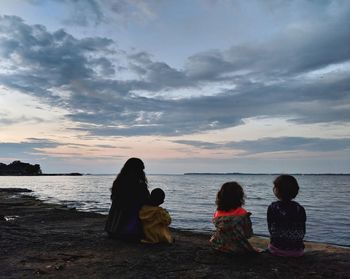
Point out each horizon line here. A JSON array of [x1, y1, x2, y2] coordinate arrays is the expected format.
[[82, 172, 350, 176]]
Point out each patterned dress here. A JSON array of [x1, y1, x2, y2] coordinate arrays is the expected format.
[[267, 200, 306, 256], [210, 207, 256, 253]]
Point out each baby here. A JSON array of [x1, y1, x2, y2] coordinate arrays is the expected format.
[[139, 188, 173, 244]]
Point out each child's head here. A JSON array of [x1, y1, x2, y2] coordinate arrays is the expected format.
[[150, 188, 165, 206], [216, 182, 244, 211], [273, 174, 299, 201]]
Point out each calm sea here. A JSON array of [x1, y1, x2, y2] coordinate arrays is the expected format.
[[0, 174, 349, 247]]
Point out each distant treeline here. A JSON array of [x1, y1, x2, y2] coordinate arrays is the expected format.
[[184, 172, 350, 176], [0, 161, 82, 176], [0, 161, 42, 176]]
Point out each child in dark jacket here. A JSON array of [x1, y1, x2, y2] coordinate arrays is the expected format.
[[267, 174, 306, 257]]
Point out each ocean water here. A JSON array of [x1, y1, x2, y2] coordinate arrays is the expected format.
[[0, 174, 349, 247]]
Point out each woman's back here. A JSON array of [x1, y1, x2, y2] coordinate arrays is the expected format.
[[105, 158, 150, 241], [112, 179, 149, 209]]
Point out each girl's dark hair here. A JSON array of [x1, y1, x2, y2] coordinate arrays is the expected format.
[[273, 174, 299, 201], [111, 158, 147, 199], [216, 182, 245, 211]]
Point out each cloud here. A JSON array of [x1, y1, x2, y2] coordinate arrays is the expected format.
[[128, 52, 193, 91], [0, 113, 46, 125], [0, 139, 59, 158], [0, 138, 126, 163], [184, 13, 350, 82], [0, 138, 125, 173], [1, 7, 350, 137], [172, 140, 221, 150], [0, 15, 115, 102], [173, 137, 350, 155], [27, 0, 156, 26]]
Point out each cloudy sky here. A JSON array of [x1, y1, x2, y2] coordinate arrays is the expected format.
[[0, 0, 349, 174]]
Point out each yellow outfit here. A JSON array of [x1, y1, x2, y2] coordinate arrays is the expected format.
[[139, 205, 173, 244]]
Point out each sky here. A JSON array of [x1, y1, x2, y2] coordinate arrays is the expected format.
[[0, 0, 350, 174]]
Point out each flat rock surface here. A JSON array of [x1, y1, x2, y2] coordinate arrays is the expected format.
[[0, 189, 349, 278]]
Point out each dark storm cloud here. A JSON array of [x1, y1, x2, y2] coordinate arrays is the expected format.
[[1, 2, 350, 137], [174, 137, 350, 155]]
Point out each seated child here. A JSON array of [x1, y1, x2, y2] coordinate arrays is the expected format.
[[139, 188, 173, 244], [210, 182, 256, 254], [267, 174, 306, 257]]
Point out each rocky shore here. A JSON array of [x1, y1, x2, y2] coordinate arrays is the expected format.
[[0, 188, 349, 279]]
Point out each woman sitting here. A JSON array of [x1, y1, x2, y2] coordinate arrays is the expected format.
[[105, 158, 150, 242]]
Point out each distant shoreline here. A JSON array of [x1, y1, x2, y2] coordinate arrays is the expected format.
[[1, 173, 349, 177], [0, 173, 83, 176], [183, 172, 350, 176], [39, 173, 83, 176], [0, 161, 83, 176]]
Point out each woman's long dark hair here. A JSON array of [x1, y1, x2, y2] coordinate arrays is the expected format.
[[111, 158, 148, 200]]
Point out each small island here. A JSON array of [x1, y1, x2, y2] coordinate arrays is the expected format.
[[0, 161, 82, 176]]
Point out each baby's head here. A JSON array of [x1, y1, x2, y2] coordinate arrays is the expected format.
[[273, 174, 299, 201], [216, 181, 244, 211], [150, 188, 165, 206]]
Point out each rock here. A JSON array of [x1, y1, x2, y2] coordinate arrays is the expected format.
[[0, 188, 349, 278], [0, 188, 33, 193], [0, 161, 42, 175]]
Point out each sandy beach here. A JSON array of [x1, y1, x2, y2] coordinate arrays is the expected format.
[[0, 188, 349, 279]]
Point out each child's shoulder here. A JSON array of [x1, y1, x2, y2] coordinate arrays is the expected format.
[[157, 206, 167, 211], [140, 204, 155, 211], [214, 207, 249, 218], [140, 205, 168, 216], [152, 206, 169, 214], [287, 200, 305, 210], [268, 201, 282, 208], [269, 200, 305, 211], [293, 201, 306, 212]]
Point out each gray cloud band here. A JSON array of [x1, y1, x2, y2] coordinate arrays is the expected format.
[[173, 137, 350, 154], [0, 13, 349, 137]]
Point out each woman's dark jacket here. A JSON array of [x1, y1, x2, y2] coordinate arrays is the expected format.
[[105, 181, 150, 240]]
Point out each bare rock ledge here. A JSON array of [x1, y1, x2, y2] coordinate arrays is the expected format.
[[0, 188, 349, 278]]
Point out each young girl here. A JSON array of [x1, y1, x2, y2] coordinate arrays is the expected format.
[[210, 182, 256, 254], [267, 174, 306, 257]]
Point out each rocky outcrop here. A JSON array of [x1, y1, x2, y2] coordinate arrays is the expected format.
[[0, 161, 82, 176], [0, 161, 42, 176]]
